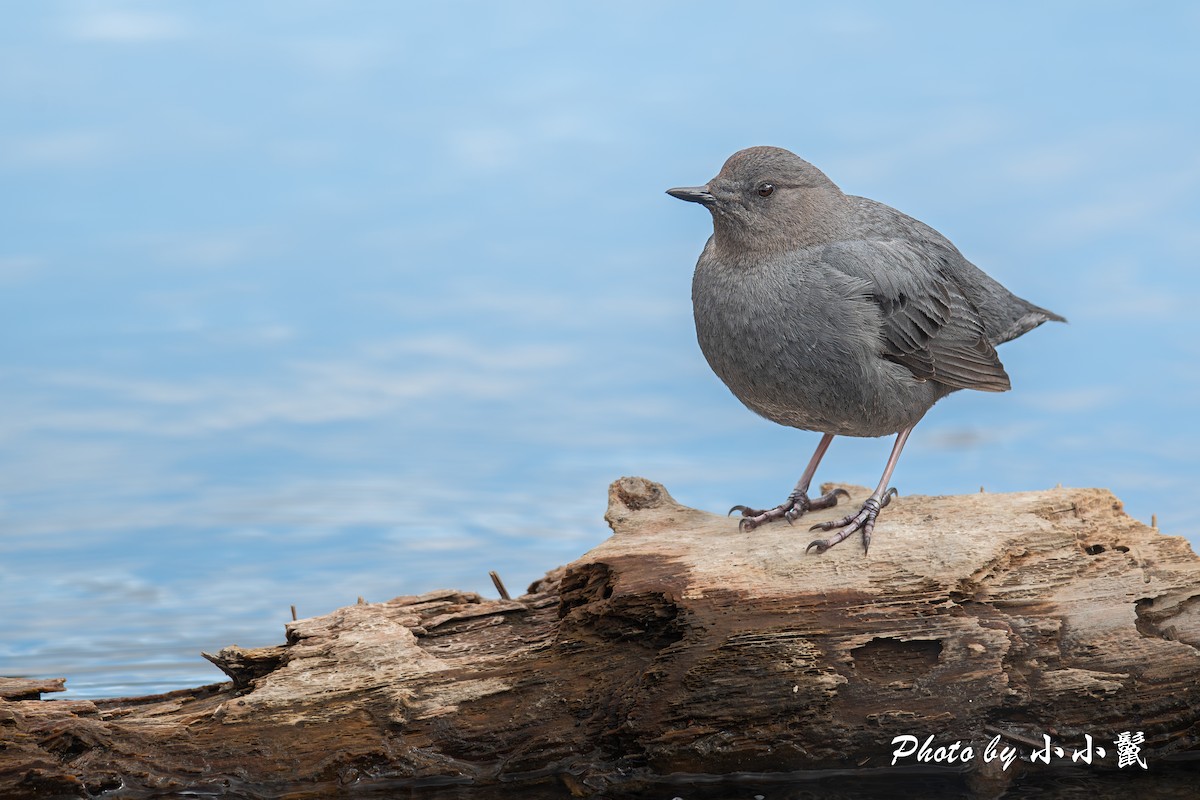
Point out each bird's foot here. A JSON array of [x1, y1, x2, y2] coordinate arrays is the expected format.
[[729, 487, 850, 533], [806, 488, 899, 555]]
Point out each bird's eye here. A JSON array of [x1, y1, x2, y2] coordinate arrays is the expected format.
[[757, 182, 775, 197]]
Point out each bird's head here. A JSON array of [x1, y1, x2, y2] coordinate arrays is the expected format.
[[667, 146, 847, 256]]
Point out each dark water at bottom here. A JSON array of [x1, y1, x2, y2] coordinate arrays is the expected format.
[[75, 762, 1196, 800]]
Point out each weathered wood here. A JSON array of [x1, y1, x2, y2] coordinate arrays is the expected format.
[[0, 677, 65, 702], [201, 645, 289, 689], [1, 478, 1198, 797]]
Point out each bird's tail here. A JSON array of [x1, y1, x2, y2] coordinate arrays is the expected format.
[[998, 299, 1066, 345]]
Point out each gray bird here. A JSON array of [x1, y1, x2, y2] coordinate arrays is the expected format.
[[668, 146, 1064, 554]]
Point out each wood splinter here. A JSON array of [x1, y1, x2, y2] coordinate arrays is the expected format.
[[489, 570, 511, 600]]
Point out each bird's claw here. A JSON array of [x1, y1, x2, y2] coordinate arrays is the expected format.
[[729, 488, 848, 533], [806, 488, 898, 555], [828, 487, 853, 504], [805, 539, 833, 555]]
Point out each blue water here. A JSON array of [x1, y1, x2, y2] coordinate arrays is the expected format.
[[2, 2, 1198, 699]]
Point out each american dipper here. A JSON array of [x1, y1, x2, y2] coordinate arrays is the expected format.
[[668, 146, 1064, 554]]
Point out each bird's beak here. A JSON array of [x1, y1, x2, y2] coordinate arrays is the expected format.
[[666, 185, 716, 206]]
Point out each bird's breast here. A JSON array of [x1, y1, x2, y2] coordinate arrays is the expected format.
[[690, 251, 937, 437]]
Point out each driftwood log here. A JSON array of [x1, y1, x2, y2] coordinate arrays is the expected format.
[[2, 478, 1199, 798]]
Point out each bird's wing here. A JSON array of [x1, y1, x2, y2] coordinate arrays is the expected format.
[[819, 238, 1011, 392]]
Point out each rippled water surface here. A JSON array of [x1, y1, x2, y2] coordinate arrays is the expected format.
[[2, 2, 1198, 699]]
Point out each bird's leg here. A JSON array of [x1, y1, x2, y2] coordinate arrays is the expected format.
[[807, 424, 914, 555], [730, 433, 848, 532]]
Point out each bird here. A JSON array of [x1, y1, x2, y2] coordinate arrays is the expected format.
[[667, 146, 1064, 554]]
